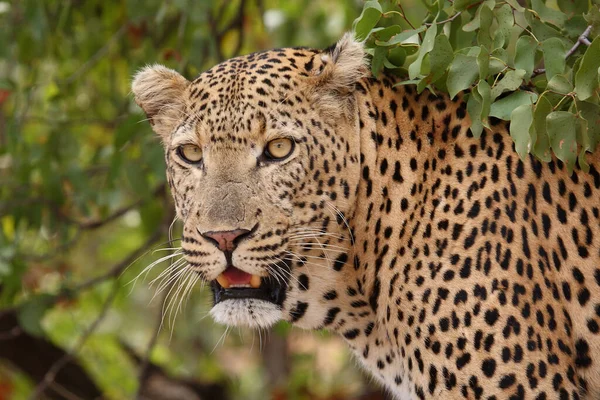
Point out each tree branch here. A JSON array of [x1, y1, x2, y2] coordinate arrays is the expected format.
[[29, 280, 120, 399], [0, 310, 102, 400], [78, 185, 165, 230], [10, 185, 166, 262], [566, 25, 593, 59], [424, 12, 462, 26], [72, 228, 164, 293]]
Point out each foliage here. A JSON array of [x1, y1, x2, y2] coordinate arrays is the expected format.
[[355, 0, 600, 173]]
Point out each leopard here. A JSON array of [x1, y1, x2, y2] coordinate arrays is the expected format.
[[131, 33, 600, 399]]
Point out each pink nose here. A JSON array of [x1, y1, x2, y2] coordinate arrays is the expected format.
[[201, 229, 251, 252]]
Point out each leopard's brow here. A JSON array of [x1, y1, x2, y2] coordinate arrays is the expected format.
[[170, 125, 199, 147]]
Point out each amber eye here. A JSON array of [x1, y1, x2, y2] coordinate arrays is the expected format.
[[265, 138, 294, 160], [177, 144, 202, 164]]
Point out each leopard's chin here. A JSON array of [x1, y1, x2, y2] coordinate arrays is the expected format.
[[208, 265, 289, 328], [209, 299, 283, 328]]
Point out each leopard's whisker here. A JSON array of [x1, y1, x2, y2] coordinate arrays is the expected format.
[[149, 257, 188, 289], [147, 256, 186, 285], [167, 268, 196, 334], [151, 262, 189, 301], [325, 201, 355, 245], [267, 256, 304, 288], [177, 267, 199, 316], [211, 326, 231, 355], [282, 250, 331, 262], [128, 250, 184, 287], [287, 241, 347, 251], [287, 232, 348, 241], [159, 266, 190, 334]]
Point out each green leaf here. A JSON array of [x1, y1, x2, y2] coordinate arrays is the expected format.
[[454, 0, 481, 12], [447, 54, 479, 98], [409, 23, 437, 79], [450, 12, 476, 50], [375, 27, 425, 47], [371, 25, 402, 42], [385, 47, 408, 68], [532, 94, 553, 161], [563, 16, 589, 37], [462, 3, 486, 32], [575, 36, 600, 101], [547, 74, 573, 95], [477, 5, 493, 49], [510, 104, 534, 160], [476, 49, 489, 80], [490, 91, 538, 120], [541, 38, 567, 80], [584, 6, 600, 37], [428, 34, 454, 84], [578, 101, 600, 150], [491, 69, 526, 100], [489, 48, 508, 75], [531, 0, 567, 28], [525, 10, 562, 41], [467, 79, 492, 138], [17, 294, 54, 337], [576, 117, 590, 173], [467, 92, 484, 138], [371, 46, 387, 77], [547, 111, 578, 173], [417, 74, 430, 93], [504, 0, 525, 12], [478, 79, 491, 124], [493, 4, 514, 49], [514, 36, 538, 80], [557, 0, 589, 14], [353, 1, 383, 41]]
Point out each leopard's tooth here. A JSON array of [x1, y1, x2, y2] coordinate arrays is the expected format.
[[250, 275, 262, 289], [216, 274, 230, 289]]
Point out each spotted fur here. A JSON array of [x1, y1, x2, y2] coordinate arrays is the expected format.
[[132, 34, 600, 399]]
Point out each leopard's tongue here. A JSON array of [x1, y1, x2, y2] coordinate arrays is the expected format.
[[216, 266, 261, 289]]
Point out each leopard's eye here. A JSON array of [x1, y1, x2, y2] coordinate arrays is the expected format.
[[177, 144, 202, 164], [265, 138, 294, 160]]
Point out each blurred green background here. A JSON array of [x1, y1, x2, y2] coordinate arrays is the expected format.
[[0, 0, 423, 399]]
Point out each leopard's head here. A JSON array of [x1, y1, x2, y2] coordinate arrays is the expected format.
[[132, 34, 367, 329]]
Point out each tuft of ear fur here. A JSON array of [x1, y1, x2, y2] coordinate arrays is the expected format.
[[309, 32, 369, 119], [131, 65, 190, 139]]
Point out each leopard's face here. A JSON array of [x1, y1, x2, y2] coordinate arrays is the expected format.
[[132, 35, 366, 329]]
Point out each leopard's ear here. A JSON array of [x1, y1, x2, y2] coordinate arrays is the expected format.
[[309, 33, 369, 119], [131, 65, 190, 139]]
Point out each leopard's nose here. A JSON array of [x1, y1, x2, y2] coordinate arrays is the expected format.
[[201, 228, 252, 252]]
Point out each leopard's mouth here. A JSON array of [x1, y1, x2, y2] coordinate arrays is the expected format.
[[210, 266, 287, 306]]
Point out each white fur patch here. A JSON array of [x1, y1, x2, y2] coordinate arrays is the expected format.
[[209, 299, 282, 328]]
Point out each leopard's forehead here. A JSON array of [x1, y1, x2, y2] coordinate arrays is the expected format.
[[183, 48, 328, 136], [193, 47, 320, 85], [189, 47, 321, 104]]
